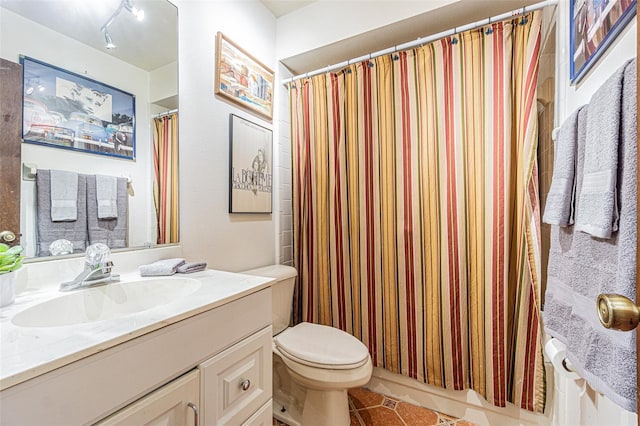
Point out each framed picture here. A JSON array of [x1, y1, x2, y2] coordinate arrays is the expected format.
[[215, 32, 274, 121], [570, 0, 637, 84], [229, 114, 273, 214], [20, 56, 136, 160]]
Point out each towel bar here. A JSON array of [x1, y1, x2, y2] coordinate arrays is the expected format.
[[22, 164, 132, 189]]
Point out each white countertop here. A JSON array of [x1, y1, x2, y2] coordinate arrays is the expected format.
[[0, 269, 273, 391]]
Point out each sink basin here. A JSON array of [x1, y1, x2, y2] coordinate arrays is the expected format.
[[12, 278, 202, 327]]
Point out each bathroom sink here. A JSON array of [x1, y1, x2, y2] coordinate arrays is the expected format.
[[11, 278, 202, 327]]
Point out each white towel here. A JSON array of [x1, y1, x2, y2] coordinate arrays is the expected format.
[[96, 174, 118, 219], [50, 169, 78, 222], [542, 106, 584, 226], [139, 258, 186, 276], [574, 59, 631, 238]]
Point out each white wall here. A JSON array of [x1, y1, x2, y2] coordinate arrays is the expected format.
[[551, 0, 637, 424], [175, 0, 278, 271], [0, 8, 157, 257], [275, 0, 458, 60]]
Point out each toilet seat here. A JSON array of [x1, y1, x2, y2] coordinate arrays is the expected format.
[[274, 322, 370, 370]]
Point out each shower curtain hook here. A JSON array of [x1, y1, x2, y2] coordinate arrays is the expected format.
[[485, 17, 493, 34], [520, 6, 528, 25], [451, 27, 458, 44]]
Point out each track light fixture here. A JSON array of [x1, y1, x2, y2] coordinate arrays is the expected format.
[[100, 0, 145, 50], [104, 30, 116, 50]]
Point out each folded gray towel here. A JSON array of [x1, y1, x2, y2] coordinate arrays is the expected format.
[[139, 258, 186, 276], [50, 169, 79, 222], [96, 174, 118, 219], [177, 262, 207, 274], [574, 59, 631, 238], [542, 106, 584, 226], [87, 175, 128, 248], [36, 170, 88, 256]]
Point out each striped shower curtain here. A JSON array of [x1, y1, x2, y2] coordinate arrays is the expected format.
[[290, 12, 545, 412], [152, 112, 179, 244]]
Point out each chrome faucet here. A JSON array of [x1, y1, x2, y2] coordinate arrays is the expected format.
[[60, 244, 120, 292]]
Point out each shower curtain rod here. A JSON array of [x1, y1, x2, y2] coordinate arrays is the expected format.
[[153, 108, 178, 118], [281, 0, 557, 84]]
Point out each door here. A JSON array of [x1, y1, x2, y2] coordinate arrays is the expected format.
[[0, 58, 22, 246]]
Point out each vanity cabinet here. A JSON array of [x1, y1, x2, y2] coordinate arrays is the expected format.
[[96, 370, 200, 426], [0, 288, 273, 425]]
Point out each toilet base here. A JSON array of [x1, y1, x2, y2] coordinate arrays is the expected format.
[[302, 388, 350, 426]]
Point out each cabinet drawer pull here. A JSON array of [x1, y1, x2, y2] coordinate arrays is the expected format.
[[240, 379, 251, 391], [187, 402, 199, 426]]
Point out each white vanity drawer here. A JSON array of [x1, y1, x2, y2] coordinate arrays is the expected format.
[[242, 400, 273, 426], [199, 325, 272, 425]]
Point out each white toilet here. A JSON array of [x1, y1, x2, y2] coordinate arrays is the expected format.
[[243, 265, 372, 426]]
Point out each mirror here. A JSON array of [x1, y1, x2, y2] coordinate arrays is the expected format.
[[0, 0, 178, 258]]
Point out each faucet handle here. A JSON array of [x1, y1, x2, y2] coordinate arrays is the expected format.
[[85, 243, 112, 266]]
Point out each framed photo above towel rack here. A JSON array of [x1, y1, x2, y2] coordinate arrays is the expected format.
[[20, 56, 136, 160], [570, 0, 637, 84], [229, 114, 272, 214], [215, 32, 274, 121]]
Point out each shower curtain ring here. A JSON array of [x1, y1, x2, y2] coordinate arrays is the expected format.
[[485, 17, 493, 34], [520, 7, 528, 25]]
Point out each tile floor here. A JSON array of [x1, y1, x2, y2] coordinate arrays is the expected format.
[[273, 387, 477, 426]]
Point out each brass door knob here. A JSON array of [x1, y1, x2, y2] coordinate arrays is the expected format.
[[0, 231, 16, 243], [597, 294, 640, 331]]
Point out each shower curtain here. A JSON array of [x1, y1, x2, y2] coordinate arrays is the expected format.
[[290, 12, 545, 412], [152, 112, 179, 244]]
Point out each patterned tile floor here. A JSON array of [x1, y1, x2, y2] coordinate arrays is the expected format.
[[273, 387, 477, 426]]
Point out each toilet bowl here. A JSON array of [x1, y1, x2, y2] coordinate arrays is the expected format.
[[242, 265, 372, 426]]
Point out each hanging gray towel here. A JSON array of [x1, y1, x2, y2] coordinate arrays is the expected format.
[[50, 169, 79, 222], [544, 58, 637, 413], [574, 59, 631, 238], [87, 175, 128, 249], [96, 174, 118, 219], [36, 170, 87, 256], [542, 106, 584, 226]]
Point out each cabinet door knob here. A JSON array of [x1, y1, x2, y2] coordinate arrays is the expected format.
[[240, 379, 251, 391], [0, 231, 16, 243], [187, 402, 199, 426]]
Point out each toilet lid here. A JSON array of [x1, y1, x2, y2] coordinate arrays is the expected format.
[[274, 322, 370, 368]]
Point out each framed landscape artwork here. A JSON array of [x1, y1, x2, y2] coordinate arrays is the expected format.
[[21, 56, 136, 160], [570, 0, 636, 83], [229, 114, 273, 214], [215, 32, 274, 121]]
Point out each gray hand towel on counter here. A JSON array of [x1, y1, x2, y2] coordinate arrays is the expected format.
[[177, 262, 207, 274], [96, 174, 118, 219], [36, 170, 88, 256], [574, 59, 632, 238], [87, 175, 128, 248], [544, 58, 637, 413], [542, 106, 584, 226], [139, 258, 186, 276], [50, 169, 79, 222]]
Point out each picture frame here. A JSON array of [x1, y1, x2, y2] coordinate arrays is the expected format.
[[229, 114, 273, 214], [570, 0, 636, 84], [20, 56, 136, 160], [215, 32, 274, 121]]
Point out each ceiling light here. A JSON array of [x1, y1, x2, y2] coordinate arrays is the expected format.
[[104, 31, 116, 50], [131, 6, 144, 21]]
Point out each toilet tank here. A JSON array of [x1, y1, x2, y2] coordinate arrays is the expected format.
[[241, 265, 297, 335]]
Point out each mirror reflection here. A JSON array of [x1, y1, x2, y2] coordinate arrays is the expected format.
[[0, 0, 178, 258]]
